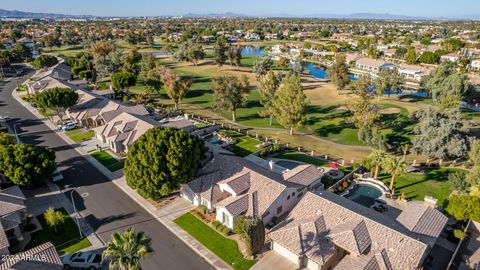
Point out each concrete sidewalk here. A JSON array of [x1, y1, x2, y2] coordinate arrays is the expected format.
[[12, 87, 232, 269]]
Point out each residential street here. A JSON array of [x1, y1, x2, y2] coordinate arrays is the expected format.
[[0, 65, 213, 270]]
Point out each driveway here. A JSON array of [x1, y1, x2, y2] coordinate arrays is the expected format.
[[251, 251, 297, 270]]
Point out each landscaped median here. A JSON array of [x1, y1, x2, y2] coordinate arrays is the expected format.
[[174, 212, 256, 270], [91, 150, 124, 172], [26, 208, 92, 254]]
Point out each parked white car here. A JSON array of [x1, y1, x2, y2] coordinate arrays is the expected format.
[[63, 251, 103, 269], [60, 122, 78, 131], [51, 169, 63, 182]]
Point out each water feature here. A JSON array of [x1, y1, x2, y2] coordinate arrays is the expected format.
[[344, 184, 382, 208], [204, 134, 222, 145], [241, 46, 269, 57], [275, 160, 301, 170], [146, 51, 173, 57]]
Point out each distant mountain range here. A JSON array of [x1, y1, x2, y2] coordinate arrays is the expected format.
[[0, 8, 93, 18], [1, 8, 479, 20]]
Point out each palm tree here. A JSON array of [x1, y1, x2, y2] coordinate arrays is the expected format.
[[385, 157, 408, 193], [102, 227, 153, 270], [369, 150, 388, 179]]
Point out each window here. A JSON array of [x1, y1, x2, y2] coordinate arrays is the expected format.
[[297, 192, 303, 198], [292, 192, 296, 196], [276, 206, 282, 214], [222, 212, 229, 225], [73, 259, 85, 263], [287, 195, 290, 200]]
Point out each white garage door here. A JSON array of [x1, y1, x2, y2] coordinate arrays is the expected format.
[[272, 242, 299, 266]]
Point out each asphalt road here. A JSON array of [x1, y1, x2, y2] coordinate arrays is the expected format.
[[0, 65, 213, 270]]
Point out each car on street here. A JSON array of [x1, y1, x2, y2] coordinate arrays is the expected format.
[[63, 251, 103, 269], [58, 122, 78, 131], [51, 168, 63, 182]]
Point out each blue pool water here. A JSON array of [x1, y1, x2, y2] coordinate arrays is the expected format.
[[147, 51, 173, 57], [241, 47, 269, 57], [204, 134, 222, 145], [275, 160, 301, 170], [344, 185, 382, 208]]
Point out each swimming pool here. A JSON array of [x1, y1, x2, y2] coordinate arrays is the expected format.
[[204, 134, 222, 145], [275, 160, 301, 170], [344, 184, 382, 208]]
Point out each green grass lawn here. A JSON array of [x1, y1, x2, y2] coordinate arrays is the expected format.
[[379, 167, 464, 206], [64, 128, 81, 136], [225, 130, 261, 157], [91, 151, 124, 172], [194, 123, 210, 129], [26, 208, 92, 255], [174, 212, 256, 270], [68, 130, 95, 143], [274, 151, 329, 167]]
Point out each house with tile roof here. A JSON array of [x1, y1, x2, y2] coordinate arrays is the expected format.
[[67, 89, 149, 128], [0, 186, 28, 256], [267, 191, 448, 270], [94, 111, 161, 153], [355, 58, 394, 73], [180, 153, 324, 229], [26, 61, 81, 95], [0, 242, 62, 270]]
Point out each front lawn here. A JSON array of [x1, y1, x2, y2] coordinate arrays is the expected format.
[[225, 130, 261, 157], [174, 212, 256, 270], [26, 208, 92, 254], [69, 130, 95, 142], [91, 151, 124, 172], [274, 151, 328, 167], [379, 167, 464, 206]]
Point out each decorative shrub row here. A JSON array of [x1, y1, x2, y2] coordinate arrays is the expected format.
[[212, 220, 231, 236]]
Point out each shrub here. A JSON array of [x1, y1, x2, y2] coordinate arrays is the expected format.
[[197, 205, 207, 215], [342, 181, 349, 188], [338, 186, 344, 192], [453, 229, 466, 240], [234, 216, 247, 235], [32, 55, 58, 69], [212, 220, 221, 228], [259, 149, 268, 157], [271, 144, 280, 153], [221, 226, 231, 236], [79, 70, 93, 80]]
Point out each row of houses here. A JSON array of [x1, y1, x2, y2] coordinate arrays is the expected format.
[[180, 153, 448, 270]]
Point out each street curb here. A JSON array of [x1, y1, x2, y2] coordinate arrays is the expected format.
[[12, 86, 230, 270], [111, 177, 232, 270]]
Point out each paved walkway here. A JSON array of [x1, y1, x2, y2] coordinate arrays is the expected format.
[[12, 87, 231, 269]]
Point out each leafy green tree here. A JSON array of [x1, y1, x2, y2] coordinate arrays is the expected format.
[[35, 87, 79, 121], [43, 207, 66, 233], [442, 38, 464, 53], [252, 58, 273, 81], [278, 57, 289, 71], [233, 215, 248, 235], [418, 51, 439, 64], [162, 70, 192, 110], [420, 37, 432, 46], [90, 40, 115, 58], [111, 71, 136, 94], [403, 47, 417, 64], [374, 68, 404, 101], [467, 166, 480, 188], [347, 77, 380, 130], [32, 55, 58, 69], [449, 171, 470, 193], [366, 150, 388, 179], [212, 75, 250, 122], [94, 51, 123, 79], [0, 144, 56, 186], [272, 74, 308, 135], [124, 127, 206, 199], [213, 36, 227, 70], [103, 227, 153, 270], [258, 71, 281, 126], [421, 62, 469, 102], [140, 55, 162, 94], [385, 156, 407, 192], [395, 47, 407, 59], [446, 194, 480, 222], [327, 54, 350, 93], [358, 128, 387, 150], [245, 217, 265, 256], [234, 46, 242, 70], [0, 133, 15, 146], [469, 140, 480, 166], [412, 107, 472, 160], [79, 70, 93, 80]]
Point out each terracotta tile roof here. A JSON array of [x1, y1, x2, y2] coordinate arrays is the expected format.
[[0, 242, 62, 270], [270, 192, 430, 270], [0, 186, 26, 217], [396, 201, 448, 241], [0, 221, 9, 251], [218, 171, 251, 195], [282, 164, 323, 187]]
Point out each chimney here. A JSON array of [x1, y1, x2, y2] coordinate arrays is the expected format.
[[424, 196, 438, 208], [251, 191, 258, 218], [268, 160, 274, 171]]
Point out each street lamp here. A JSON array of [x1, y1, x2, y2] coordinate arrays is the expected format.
[[13, 123, 21, 144], [69, 188, 83, 239]]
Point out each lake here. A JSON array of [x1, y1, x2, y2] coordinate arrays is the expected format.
[[241, 46, 269, 57]]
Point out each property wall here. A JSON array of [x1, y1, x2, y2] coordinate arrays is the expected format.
[[272, 242, 300, 266]]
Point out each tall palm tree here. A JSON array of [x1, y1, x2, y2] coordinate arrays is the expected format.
[[369, 150, 388, 179], [385, 157, 408, 193], [103, 227, 153, 270]]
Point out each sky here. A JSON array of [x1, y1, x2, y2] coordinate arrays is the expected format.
[[1, 0, 480, 18]]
